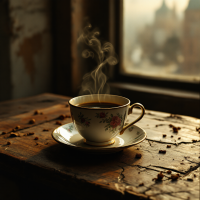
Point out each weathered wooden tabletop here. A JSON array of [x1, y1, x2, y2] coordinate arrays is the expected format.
[[0, 93, 199, 200]]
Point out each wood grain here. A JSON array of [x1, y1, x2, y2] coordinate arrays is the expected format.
[[0, 93, 199, 200]]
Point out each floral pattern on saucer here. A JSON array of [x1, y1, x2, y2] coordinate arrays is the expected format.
[[52, 122, 147, 154], [129, 127, 134, 132], [66, 124, 73, 132]]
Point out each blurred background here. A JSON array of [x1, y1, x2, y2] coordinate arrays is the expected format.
[[0, 0, 199, 117], [124, 0, 200, 81]]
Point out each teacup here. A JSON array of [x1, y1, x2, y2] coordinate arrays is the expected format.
[[69, 94, 145, 146]]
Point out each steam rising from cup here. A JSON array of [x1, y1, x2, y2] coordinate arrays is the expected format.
[[78, 24, 118, 96]]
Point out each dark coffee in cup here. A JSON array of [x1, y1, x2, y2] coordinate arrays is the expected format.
[[77, 102, 122, 108]]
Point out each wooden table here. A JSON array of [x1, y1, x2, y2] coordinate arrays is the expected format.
[[0, 93, 199, 200]]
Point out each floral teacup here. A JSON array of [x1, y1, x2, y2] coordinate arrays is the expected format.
[[69, 94, 145, 146]]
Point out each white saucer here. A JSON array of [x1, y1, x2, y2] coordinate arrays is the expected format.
[[52, 122, 147, 154]]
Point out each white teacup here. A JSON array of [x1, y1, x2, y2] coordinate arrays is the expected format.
[[69, 94, 145, 146]]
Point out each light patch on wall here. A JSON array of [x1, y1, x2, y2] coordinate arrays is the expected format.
[[16, 33, 42, 84], [9, 0, 52, 99]]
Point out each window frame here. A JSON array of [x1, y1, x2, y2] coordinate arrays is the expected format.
[[109, 0, 199, 118], [112, 0, 200, 93]]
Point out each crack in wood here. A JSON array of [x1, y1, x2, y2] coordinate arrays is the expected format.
[[150, 165, 185, 174], [137, 165, 161, 173], [183, 164, 200, 177], [146, 138, 176, 145], [148, 140, 152, 146], [146, 138, 200, 146], [120, 162, 172, 174], [152, 163, 200, 177], [121, 161, 198, 179], [184, 158, 200, 165], [177, 141, 200, 145], [117, 166, 125, 183]]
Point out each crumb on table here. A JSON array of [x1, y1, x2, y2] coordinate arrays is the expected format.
[[135, 153, 142, 158], [29, 119, 35, 124], [159, 150, 166, 154], [56, 121, 62, 125]]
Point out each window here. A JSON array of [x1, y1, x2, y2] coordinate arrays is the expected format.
[[110, 0, 199, 117], [123, 0, 200, 83]]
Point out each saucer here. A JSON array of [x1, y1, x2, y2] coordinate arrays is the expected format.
[[52, 122, 147, 154]]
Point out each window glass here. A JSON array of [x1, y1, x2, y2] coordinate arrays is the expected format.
[[123, 0, 200, 82]]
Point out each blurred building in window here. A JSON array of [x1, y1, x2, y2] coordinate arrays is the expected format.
[[182, 0, 200, 75], [154, 0, 178, 48]]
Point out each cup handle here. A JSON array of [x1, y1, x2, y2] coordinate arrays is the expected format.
[[119, 103, 145, 135]]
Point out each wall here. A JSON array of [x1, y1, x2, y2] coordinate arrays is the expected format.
[[0, 0, 52, 101]]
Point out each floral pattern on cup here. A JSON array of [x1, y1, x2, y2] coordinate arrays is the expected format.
[[78, 112, 91, 127], [95, 112, 108, 119], [96, 112, 124, 133]]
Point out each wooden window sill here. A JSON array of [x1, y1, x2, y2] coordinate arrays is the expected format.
[[109, 82, 200, 118]]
